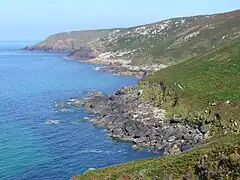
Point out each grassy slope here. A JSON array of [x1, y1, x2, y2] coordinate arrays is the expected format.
[[101, 10, 240, 65], [72, 37, 240, 180], [72, 135, 240, 180], [36, 29, 116, 50], [145, 37, 240, 102], [141, 37, 240, 135], [28, 10, 240, 65]]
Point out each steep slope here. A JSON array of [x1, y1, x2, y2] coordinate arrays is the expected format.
[[72, 34, 240, 180], [141, 36, 240, 134], [97, 10, 240, 65], [73, 135, 240, 179]]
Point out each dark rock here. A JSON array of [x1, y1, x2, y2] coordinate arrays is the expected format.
[[89, 104, 95, 109], [67, 85, 204, 154], [115, 89, 125, 96], [199, 125, 207, 134], [170, 117, 182, 124], [180, 144, 192, 152], [132, 129, 143, 138], [214, 113, 221, 120]]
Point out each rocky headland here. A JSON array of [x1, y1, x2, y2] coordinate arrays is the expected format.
[[57, 86, 207, 155]]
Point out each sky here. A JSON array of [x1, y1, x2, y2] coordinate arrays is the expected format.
[[0, 0, 239, 41]]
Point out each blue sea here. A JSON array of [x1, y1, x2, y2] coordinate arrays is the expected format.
[[0, 41, 156, 180]]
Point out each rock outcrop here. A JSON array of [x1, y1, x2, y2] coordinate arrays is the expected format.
[[57, 86, 206, 154], [67, 47, 96, 60]]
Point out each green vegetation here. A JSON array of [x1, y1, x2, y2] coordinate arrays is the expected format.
[[36, 29, 116, 51], [31, 10, 239, 179], [29, 10, 240, 65], [72, 34, 240, 180], [145, 37, 240, 102], [139, 37, 240, 135], [102, 10, 240, 65], [72, 135, 240, 180]]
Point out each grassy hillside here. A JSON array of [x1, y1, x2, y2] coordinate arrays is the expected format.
[[144, 37, 240, 102], [98, 10, 240, 65], [140, 37, 240, 135], [72, 35, 240, 180], [25, 10, 240, 65], [72, 135, 240, 180]]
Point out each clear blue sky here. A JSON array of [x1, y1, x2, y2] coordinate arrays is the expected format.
[[0, 0, 239, 41]]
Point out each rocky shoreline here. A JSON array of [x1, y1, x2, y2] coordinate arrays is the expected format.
[[66, 54, 167, 78], [21, 46, 167, 78], [57, 86, 207, 155], [94, 64, 148, 78]]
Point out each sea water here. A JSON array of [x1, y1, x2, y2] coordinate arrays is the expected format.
[[0, 41, 156, 180]]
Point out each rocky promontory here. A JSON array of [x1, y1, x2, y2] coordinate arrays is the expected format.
[[57, 86, 207, 155]]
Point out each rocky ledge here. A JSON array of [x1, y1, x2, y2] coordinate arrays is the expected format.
[[58, 86, 207, 155]]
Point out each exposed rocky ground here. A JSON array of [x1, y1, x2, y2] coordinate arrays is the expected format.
[[93, 61, 167, 78], [67, 49, 168, 77], [57, 86, 207, 155]]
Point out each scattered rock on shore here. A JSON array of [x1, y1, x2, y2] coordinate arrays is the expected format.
[[60, 86, 206, 154]]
